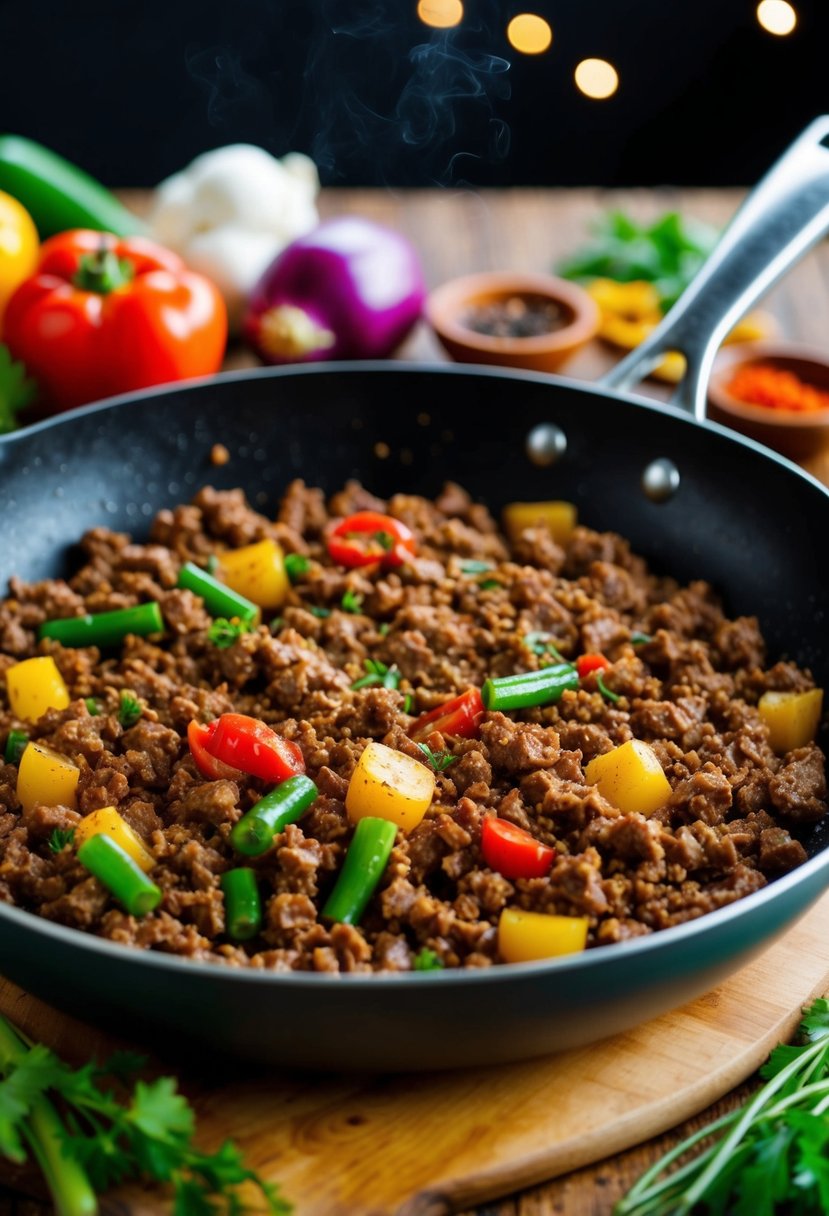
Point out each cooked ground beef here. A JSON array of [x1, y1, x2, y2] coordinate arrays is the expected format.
[[0, 480, 824, 973]]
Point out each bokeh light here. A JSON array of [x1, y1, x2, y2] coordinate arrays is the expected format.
[[507, 13, 553, 55], [417, 0, 463, 29], [756, 0, 797, 35], [574, 58, 619, 99]]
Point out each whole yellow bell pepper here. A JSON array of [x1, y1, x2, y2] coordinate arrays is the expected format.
[[0, 190, 38, 330], [73, 806, 155, 872], [498, 908, 589, 962], [218, 538, 289, 611], [17, 741, 79, 813], [6, 656, 69, 721], [345, 741, 435, 834]]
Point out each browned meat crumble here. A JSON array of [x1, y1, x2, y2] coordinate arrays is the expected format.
[[0, 480, 824, 972]]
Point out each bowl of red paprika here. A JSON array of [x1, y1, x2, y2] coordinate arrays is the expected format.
[[708, 341, 829, 460]]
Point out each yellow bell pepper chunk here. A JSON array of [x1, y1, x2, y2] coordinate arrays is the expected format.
[[584, 738, 671, 816], [498, 908, 589, 963], [218, 538, 289, 610], [759, 688, 823, 754], [6, 656, 69, 721], [73, 806, 155, 872], [345, 741, 435, 834], [502, 501, 577, 546], [17, 742, 79, 813]]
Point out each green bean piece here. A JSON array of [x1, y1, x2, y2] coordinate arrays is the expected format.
[[4, 729, 28, 765], [230, 775, 318, 857], [220, 868, 262, 941], [321, 817, 397, 926], [481, 662, 580, 711], [76, 834, 161, 917], [176, 562, 260, 625], [38, 602, 164, 648]]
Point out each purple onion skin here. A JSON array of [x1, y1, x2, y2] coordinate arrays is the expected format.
[[244, 216, 426, 364]]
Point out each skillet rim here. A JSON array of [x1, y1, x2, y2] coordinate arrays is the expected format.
[[0, 360, 827, 988]]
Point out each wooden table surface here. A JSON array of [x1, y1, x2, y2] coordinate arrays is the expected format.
[[2, 185, 829, 1215]]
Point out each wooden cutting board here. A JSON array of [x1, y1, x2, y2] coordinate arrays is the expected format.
[[3, 891, 829, 1215]]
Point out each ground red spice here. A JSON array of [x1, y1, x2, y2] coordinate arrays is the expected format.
[[726, 363, 829, 412]]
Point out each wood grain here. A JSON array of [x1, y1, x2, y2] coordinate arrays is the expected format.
[[1, 186, 829, 1216]]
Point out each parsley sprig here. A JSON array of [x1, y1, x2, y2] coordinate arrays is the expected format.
[[47, 828, 75, 854], [416, 743, 458, 773], [351, 659, 401, 691], [617, 998, 829, 1215], [0, 1015, 290, 1214]]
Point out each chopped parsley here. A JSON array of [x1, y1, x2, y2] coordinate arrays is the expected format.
[[523, 632, 567, 662], [413, 947, 444, 971], [341, 588, 364, 614], [117, 690, 142, 729], [351, 659, 402, 691], [596, 672, 621, 704], [284, 553, 311, 582], [478, 579, 501, 591], [377, 622, 390, 637], [630, 630, 653, 646], [47, 828, 75, 854], [207, 617, 251, 649], [459, 560, 493, 575], [416, 743, 458, 773], [4, 729, 28, 766], [84, 697, 101, 716], [309, 606, 331, 619]]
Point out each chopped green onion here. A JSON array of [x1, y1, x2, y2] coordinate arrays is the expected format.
[[38, 602, 164, 648], [482, 662, 579, 711], [479, 579, 501, 591], [177, 562, 259, 625], [206, 617, 251, 648], [403, 693, 413, 715], [230, 774, 318, 857], [351, 659, 401, 691], [459, 560, 493, 575], [341, 588, 364, 614], [117, 690, 142, 729], [4, 729, 28, 765], [47, 828, 75, 854], [220, 868, 262, 941], [416, 743, 458, 772], [76, 834, 161, 917], [321, 816, 397, 925], [309, 606, 331, 619], [630, 630, 653, 646], [84, 697, 100, 716], [284, 553, 311, 582], [596, 671, 621, 703], [413, 947, 444, 971], [523, 632, 567, 661]]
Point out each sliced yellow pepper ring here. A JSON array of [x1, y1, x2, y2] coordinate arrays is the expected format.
[[6, 655, 69, 721], [498, 908, 589, 963], [345, 740, 435, 834], [73, 806, 155, 872], [218, 538, 289, 610], [758, 688, 823, 754], [17, 741, 79, 813], [584, 738, 671, 817]]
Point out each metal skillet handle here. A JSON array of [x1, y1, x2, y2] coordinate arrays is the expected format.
[[601, 116, 829, 419]]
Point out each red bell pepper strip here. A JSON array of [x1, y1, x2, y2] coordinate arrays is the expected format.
[[481, 816, 555, 879], [409, 688, 485, 743], [576, 653, 611, 679], [205, 713, 305, 783], [327, 511, 416, 569], [3, 228, 227, 412], [187, 720, 244, 781]]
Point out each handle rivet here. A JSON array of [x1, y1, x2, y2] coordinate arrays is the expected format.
[[642, 458, 680, 503], [526, 423, 567, 466]]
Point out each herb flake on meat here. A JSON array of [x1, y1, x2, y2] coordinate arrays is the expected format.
[[341, 588, 364, 614], [351, 659, 401, 691], [47, 828, 75, 853], [206, 617, 251, 649], [309, 606, 330, 619], [597, 672, 621, 704], [284, 553, 310, 582], [3, 730, 28, 766], [84, 698, 101, 716], [522, 632, 568, 662], [630, 631, 653, 646], [413, 947, 445, 971], [117, 691, 143, 728], [416, 743, 458, 773]]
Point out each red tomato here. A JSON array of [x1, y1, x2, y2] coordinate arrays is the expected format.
[[4, 229, 227, 412], [327, 511, 417, 569], [481, 817, 555, 879], [409, 688, 485, 743], [207, 713, 305, 783], [187, 720, 244, 781], [576, 653, 611, 679]]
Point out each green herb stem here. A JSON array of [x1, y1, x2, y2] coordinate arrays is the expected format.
[[321, 817, 397, 925], [76, 834, 161, 917], [220, 868, 262, 941], [230, 775, 318, 857], [482, 663, 579, 711], [39, 603, 163, 648], [177, 563, 259, 626]]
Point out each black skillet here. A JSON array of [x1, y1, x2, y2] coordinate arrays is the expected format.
[[0, 123, 828, 1071]]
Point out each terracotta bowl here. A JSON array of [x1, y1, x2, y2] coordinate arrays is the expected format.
[[708, 341, 829, 460], [425, 271, 600, 373]]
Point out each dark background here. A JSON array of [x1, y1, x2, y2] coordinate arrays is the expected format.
[[0, 0, 826, 188]]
